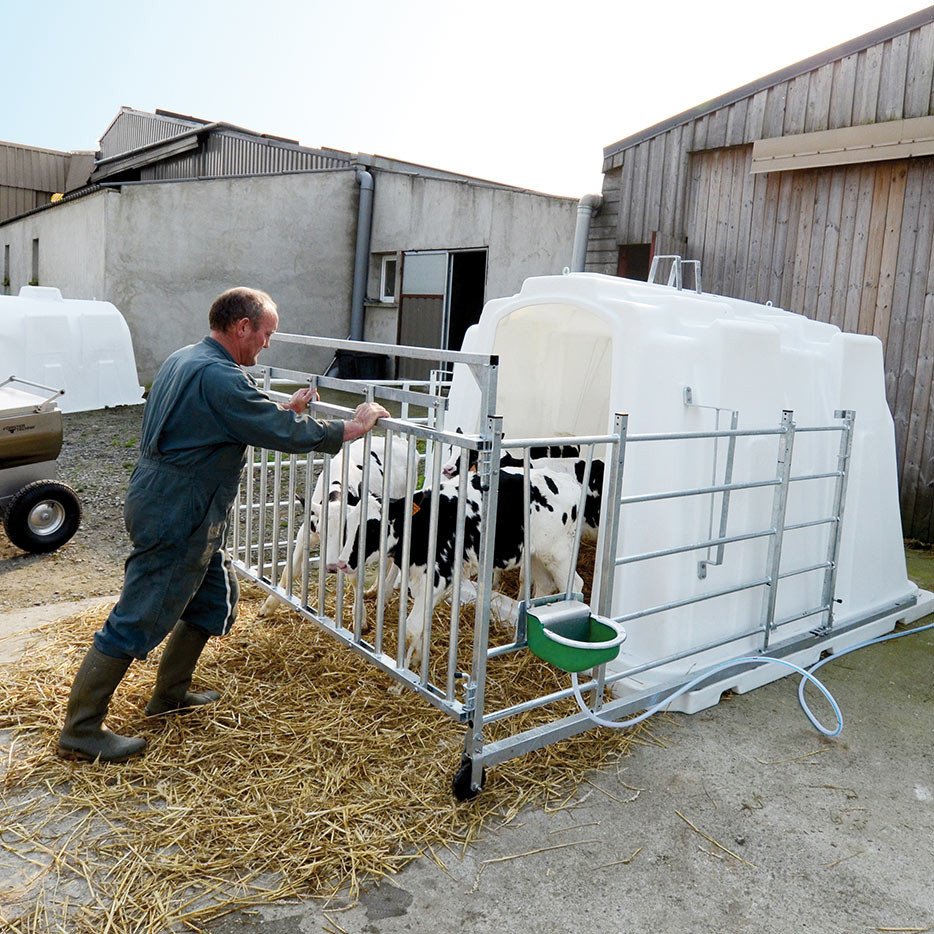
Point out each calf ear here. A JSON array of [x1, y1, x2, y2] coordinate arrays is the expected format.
[[328, 489, 342, 503]]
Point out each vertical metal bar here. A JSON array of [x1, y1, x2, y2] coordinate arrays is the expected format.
[[301, 451, 314, 608], [244, 447, 255, 569], [353, 426, 374, 641], [594, 414, 628, 617], [419, 446, 445, 683], [699, 409, 739, 578], [231, 468, 242, 564], [465, 415, 502, 791], [446, 447, 470, 700], [256, 368, 273, 579], [704, 409, 721, 560], [761, 411, 796, 651], [819, 410, 856, 631], [257, 448, 269, 582], [284, 453, 297, 597], [335, 447, 351, 627], [375, 429, 395, 653], [565, 445, 592, 597], [400, 381, 410, 423], [522, 451, 532, 606], [317, 455, 332, 618], [423, 399, 441, 486], [396, 435, 418, 667], [271, 451, 283, 585]]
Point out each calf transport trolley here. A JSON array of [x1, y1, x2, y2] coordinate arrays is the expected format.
[[0, 376, 81, 553]]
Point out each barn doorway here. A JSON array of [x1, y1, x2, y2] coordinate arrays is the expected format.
[[397, 248, 487, 380], [617, 243, 652, 280]]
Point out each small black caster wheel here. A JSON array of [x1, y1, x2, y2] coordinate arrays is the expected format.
[[3, 480, 82, 553], [452, 755, 485, 801]]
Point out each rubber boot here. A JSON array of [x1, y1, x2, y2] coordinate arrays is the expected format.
[[145, 621, 221, 716], [58, 646, 147, 762]]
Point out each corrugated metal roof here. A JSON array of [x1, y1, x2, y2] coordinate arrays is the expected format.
[[99, 108, 202, 160], [93, 110, 354, 182], [0, 141, 68, 192], [604, 6, 934, 158], [0, 142, 95, 222]]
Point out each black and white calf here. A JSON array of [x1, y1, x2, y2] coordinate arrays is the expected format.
[[334, 467, 585, 672], [442, 437, 604, 543], [441, 435, 583, 478], [258, 434, 409, 618]]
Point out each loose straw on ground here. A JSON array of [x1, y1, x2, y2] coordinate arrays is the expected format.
[[0, 561, 646, 933]]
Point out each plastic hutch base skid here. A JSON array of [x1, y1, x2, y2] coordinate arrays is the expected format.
[[610, 588, 934, 716]]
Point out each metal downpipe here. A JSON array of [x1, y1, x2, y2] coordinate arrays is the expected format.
[[350, 167, 374, 342], [570, 193, 603, 273]]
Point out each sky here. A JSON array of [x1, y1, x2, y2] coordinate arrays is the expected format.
[[2, 0, 930, 198]]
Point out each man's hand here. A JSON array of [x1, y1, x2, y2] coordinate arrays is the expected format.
[[283, 387, 318, 413], [343, 402, 390, 441]]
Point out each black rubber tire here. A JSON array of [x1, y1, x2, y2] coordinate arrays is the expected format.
[[3, 480, 82, 554], [452, 755, 486, 801]]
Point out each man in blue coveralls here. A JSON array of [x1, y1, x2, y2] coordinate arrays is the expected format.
[[58, 287, 389, 762]]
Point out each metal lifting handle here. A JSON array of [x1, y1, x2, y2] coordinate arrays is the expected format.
[[647, 255, 702, 293]]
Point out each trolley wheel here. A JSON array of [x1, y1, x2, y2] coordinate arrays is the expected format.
[[3, 481, 82, 554], [452, 755, 486, 801]]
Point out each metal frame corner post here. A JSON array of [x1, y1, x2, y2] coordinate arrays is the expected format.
[[463, 413, 503, 793], [595, 413, 628, 617], [761, 410, 796, 651], [820, 409, 856, 631]]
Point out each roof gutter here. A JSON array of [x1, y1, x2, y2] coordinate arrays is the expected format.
[[570, 194, 603, 272]]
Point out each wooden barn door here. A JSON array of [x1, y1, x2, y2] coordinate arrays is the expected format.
[[687, 148, 934, 541]]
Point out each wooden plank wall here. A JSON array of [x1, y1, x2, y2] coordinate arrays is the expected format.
[[590, 15, 934, 540]]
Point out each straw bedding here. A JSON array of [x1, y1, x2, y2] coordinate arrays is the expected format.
[[0, 571, 652, 933]]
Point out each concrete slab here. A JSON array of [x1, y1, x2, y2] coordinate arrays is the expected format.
[[0, 596, 117, 664], [207, 617, 934, 934]]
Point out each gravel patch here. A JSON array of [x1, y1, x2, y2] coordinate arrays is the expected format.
[[0, 404, 144, 612]]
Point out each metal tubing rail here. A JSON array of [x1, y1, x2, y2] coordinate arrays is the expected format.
[[479, 591, 916, 764], [257, 364, 452, 412], [272, 331, 498, 367], [789, 470, 844, 483], [620, 476, 780, 506], [483, 607, 777, 725], [238, 572, 472, 720], [784, 516, 837, 532], [610, 577, 772, 625], [314, 374, 450, 409], [501, 432, 621, 448], [777, 562, 832, 580], [624, 426, 785, 443], [308, 400, 484, 449], [616, 527, 776, 566]]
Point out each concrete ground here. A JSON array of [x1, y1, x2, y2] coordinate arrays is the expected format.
[[205, 609, 933, 934], [1, 586, 931, 934]]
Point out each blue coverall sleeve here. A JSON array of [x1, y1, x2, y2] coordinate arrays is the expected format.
[[203, 365, 346, 455]]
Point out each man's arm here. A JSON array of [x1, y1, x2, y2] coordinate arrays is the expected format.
[[283, 389, 388, 442]]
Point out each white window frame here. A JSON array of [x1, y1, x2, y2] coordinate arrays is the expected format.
[[379, 254, 399, 303]]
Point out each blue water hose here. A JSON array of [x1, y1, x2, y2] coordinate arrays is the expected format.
[[570, 618, 934, 736]]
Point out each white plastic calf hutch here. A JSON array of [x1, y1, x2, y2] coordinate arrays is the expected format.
[[231, 268, 931, 799], [0, 287, 145, 413], [446, 269, 932, 713]]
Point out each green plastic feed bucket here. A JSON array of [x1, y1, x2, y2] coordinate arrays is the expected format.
[[525, 600, 626, 673]]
